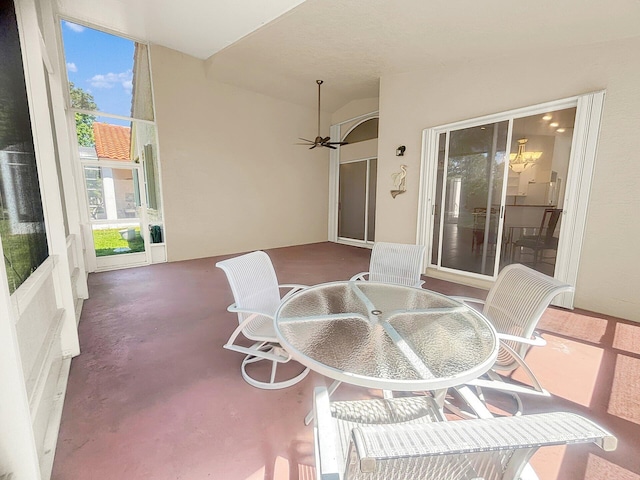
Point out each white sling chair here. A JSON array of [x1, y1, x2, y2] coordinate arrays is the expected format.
[[452, 263, 574, 414], [313, 386, 616, 480], [350, 242, 426, 287], [216, 251, 310, 390]]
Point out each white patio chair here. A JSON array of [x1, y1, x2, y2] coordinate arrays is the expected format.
[[313, 386, 616, 480], [451, 263, 574, 414], [216, 250, 310, 390], [350, 242, 426, 287]]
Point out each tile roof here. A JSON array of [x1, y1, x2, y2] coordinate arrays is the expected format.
[[93, 122, 131, 161]]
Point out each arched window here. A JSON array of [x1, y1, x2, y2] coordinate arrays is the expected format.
[[343, 118, 379, 144]]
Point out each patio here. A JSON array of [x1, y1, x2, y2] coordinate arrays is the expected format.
[[51, 242, 640, 480]]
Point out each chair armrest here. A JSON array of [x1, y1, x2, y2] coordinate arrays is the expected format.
[[279, 284, 309, 301], [350, 412, 617, 474], [313, 387, 343, 480], [349, 272, 369, 281], [449, 296, 486, 307], [498, 332, 547, 347], [226, 303, 274, 319], [279, 283, 308, 291]]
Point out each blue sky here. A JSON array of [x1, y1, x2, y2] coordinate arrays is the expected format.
[[61, 21, 134, 125]]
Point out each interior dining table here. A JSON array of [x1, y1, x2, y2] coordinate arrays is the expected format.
[[274, 280, 499, 423]]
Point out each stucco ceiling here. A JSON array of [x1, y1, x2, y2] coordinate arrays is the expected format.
[[57, 0, 640, 112]]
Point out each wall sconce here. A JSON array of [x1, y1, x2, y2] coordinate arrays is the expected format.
[[396, 145, 406, 156]]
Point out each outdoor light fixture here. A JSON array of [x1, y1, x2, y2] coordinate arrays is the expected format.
[[509, 138, 542, 173], [396, 145, 406, 156]]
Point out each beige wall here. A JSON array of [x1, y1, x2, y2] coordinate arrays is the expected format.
[[376, 37, 640, 321], [150, 46, 331, 261], [332, 97, 379, 125]]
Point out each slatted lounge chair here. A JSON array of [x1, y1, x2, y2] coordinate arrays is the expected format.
[[313, 386, 616, 480]]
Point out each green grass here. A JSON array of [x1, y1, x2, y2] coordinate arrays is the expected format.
[[93, 227, 145, 257], [1, 217, 47, 294]]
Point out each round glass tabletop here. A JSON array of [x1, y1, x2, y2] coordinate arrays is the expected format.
[[275, 281, 498, 391]]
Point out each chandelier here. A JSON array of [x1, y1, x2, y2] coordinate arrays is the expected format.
[[509, 138, 542, 173]]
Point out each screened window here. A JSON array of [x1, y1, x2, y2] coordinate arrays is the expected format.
[[0, 0, 49, 293]]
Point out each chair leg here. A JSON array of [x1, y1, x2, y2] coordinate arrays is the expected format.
[[486, 370, 524, 416], [239, 342, 310, 390]]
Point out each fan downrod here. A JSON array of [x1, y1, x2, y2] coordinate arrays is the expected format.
[[296, 79, 348, 150]]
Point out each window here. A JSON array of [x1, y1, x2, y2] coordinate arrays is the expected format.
[[0, 0, 49, 293]]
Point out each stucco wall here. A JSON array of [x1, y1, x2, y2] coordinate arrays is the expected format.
[[150, 46, 330, 261], [377, 37, 640, 321]]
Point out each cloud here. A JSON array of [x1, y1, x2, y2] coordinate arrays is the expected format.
[[63, 21, 85, 33], [89, 70, 133, 92], [66, 62, 78, 73]]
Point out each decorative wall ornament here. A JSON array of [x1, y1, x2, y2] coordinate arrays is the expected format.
[[391, 164, 407, 198]]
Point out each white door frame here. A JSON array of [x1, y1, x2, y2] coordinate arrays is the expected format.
[[417, 92, 605, 308]]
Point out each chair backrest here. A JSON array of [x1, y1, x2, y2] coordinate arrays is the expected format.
[[368, 242, 426, 287], [215, 251, 282, 326], [484, 263, 573, 370], [539, 208, 562, 245]]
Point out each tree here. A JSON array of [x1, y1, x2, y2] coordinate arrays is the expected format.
[[69, 82, 98, 147]]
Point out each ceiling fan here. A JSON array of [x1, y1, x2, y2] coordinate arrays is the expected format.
[[297, 80, 348, 150]]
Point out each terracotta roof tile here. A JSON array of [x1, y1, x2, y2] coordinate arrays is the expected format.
[[93, 122, 131, 161]]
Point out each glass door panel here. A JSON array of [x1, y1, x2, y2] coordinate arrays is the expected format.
[[437, 121, 508, 276], [502, 107, 576, 276], [338, 159, 377, 243], [430, 133, 446, 265], [83, 164, 145, 258], [367, 159, 377, 241], [338, 162, 366, 240]]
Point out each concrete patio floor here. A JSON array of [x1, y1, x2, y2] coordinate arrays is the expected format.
[[51, 242, 640, 479]]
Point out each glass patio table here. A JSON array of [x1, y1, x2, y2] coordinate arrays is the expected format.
[[275, 281, 499, 393]]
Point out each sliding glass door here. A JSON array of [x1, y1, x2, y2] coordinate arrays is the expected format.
[[338, 158, 377, 243], [432, 121, 509, 277], [424, 103, 581, 282]]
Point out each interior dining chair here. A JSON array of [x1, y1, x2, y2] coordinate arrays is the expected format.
[[313, 386, 616, 480], [350, 241, 426, 287], [216, 250, 310, 390], [471, 207, 499, 253], [451, 263, 574, 415], [511, 208, 562, 267]]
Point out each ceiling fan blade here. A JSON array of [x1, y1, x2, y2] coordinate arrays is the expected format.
[[326, 141, 349, 146], [324, 144, 337, 149], [322, 136, 331, 143], [298, 137, 315, 143], [309, 144, 317, 149]]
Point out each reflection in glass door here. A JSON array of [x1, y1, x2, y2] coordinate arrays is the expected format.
[[338, 158, 377, 242], [427, 106, 578, 280], [433, 121, 509, 277], [83, 163, 146, 268]]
